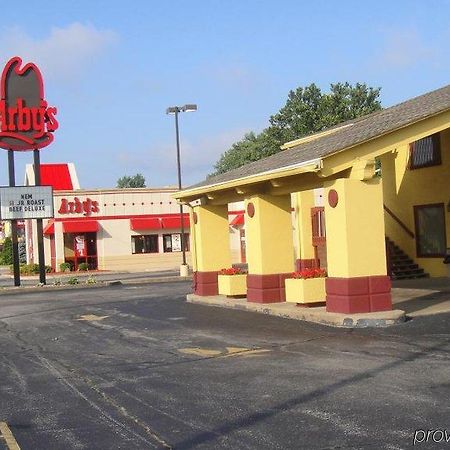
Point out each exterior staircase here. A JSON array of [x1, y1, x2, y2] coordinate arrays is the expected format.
[[386, 237, 429, 280]]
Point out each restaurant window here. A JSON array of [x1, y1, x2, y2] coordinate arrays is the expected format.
[[131, 235, 159, 254], [414, 204, 446, 257], [409, 133, 441, 169], [163, 233, 190, 252]]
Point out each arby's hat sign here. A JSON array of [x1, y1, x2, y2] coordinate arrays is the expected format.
[[0, 56, 58, 151]]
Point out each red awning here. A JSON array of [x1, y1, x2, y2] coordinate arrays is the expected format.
[[43, 222, 54, 235], [130, 217, 162, 230], [62, 220, 99, 233], [161, 216, 190, 229], [230, 213, 244, 226]]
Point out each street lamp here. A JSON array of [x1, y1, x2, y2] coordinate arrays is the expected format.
[[166, 104, 197, 276]]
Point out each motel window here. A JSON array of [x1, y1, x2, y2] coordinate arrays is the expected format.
[[414, 204, 447, 257], [131, 235, 159, 254], [163, 233, 190, 252], [409, 133, 441, 169]]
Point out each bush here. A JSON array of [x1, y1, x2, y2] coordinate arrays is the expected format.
[[78, 262, 89, 271], [60, 262, 72, 272], [86, 275, 97, 284], [67, 276, 79, 285], [45, 265, 53, 273], [0, 237, 13, 265], [18, 263, 39, 275]]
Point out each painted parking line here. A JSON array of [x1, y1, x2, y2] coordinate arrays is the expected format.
[[0, 422, 21, 450]]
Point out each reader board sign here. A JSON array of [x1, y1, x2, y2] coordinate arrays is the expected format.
[[0, 186, 54, 220]]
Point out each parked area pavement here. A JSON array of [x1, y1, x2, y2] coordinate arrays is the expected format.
[[0, 281, 449, 449]]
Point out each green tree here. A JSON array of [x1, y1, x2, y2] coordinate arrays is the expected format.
[[0, 237, 13, 265], [212, 131, 277, 175], [212, 82, 382, 175], [116, 173, 146, 188]]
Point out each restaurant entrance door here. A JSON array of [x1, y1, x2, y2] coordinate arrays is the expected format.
[[63, 232, 98, 270]]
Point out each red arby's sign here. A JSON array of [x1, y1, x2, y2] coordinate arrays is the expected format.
[[0, 56, 58, 151], [58, 198, 99, 216]]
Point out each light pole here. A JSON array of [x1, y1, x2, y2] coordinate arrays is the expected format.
[[166, 104, 197, 276]]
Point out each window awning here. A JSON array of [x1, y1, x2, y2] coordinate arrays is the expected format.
[[130, 217, 162, 230], [161, 216, 190, 229], [62, 220, 99, 233], [43, 221, 54, 235], [230, 213, 244, 227]]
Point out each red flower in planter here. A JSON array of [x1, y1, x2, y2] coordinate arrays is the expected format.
[[290, 268, 327, 279], [219, 267, 246, 275]]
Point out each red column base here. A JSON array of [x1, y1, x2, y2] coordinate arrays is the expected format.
[[295, 258, 319, 271], [193, 271, 218, 296], [247, 273, 291, 303], [326, 275, 392, 314]]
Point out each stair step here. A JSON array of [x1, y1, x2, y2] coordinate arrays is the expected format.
[[392, 273, 429, 280], [386, 235, 430, 280], [392, 263, 419, 270]]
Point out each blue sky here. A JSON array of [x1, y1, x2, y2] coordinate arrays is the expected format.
[[1, 0, 450, 188]]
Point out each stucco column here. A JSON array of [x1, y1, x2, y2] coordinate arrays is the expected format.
[[245, 194, 295, 303], [54, 221, 65, 271], [191, 204, 231, 296], [324, 178, 392, 313], [293, 190, 317, 270]]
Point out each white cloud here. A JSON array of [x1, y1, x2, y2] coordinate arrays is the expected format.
[[116, 127, 251, 186], [0, 23, 118, 81]]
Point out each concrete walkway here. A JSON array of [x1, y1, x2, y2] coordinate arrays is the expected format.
[[392, 277, 450, 317], [187, 277, 450, 328]]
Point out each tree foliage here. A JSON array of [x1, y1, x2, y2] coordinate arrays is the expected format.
[[117, 173, 146, 188], [0, 237, 13, 265], [212, 82, 382, 175]]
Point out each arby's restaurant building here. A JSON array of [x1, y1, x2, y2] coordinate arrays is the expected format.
[[25, 163, 191, 272]]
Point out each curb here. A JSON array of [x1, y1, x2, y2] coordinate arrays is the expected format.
[[0, 276, 192, 296], [186, 294, 406, 328]]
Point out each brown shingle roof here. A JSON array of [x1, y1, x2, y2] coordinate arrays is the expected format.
[[187, 83, 450, 190]]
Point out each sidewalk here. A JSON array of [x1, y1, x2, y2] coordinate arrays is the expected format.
[[187, 277, 450, 328], [0, 268, 192, 295]]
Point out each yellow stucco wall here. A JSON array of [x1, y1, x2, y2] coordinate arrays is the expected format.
[[245, 194, 294, 274], [192, 205, 231, 271], [292, 190, 315, 260], [324, 178, 387, 278], [381, 128, 450, 276]]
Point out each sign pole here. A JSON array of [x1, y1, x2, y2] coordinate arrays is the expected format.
[[33, 149, 46, 285], [8, 150, 20, 286]]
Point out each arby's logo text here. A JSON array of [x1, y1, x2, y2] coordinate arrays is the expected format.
[[0, 56, 58, 151], [58, 198, 99, 216]]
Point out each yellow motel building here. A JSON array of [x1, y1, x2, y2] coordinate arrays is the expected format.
[[174, 84, 450, 314]]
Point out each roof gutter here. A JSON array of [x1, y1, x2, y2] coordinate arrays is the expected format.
[[174, 157, 323, 200]]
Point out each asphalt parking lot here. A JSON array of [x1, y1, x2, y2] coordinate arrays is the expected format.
[[0, 281, 449, 449]]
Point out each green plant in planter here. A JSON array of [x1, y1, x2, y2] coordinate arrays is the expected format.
[[60, 262, 72, 272], [78, 262, 89, 271]]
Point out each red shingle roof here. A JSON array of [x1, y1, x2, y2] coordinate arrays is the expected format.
[[40, 164, 73, 190]]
